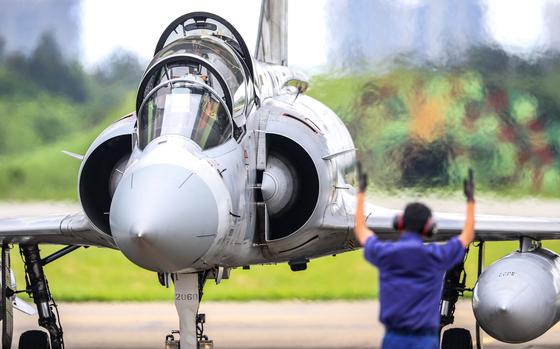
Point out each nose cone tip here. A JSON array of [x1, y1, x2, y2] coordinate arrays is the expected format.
[[130, 225, 145, 239], [110, 163, 225, 272], [132, 228, 150, 241], [498, 303, 509, 313]]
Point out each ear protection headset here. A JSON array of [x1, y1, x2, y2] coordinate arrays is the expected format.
[[392, 214, 437, 238]]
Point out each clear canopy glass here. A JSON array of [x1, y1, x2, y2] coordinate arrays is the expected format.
[[152, 36, 252, 117], [139, 80, 232, 150]]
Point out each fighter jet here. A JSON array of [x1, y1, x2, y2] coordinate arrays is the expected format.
[[1, 1, 560, 348]]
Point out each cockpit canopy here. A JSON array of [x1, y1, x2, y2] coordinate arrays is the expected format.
[[137, 54, 233, 113], [135, 12, 257, 150], [152, 36, 252, 120], [154, 12, 254, 82], [138, 80, 232, 150]]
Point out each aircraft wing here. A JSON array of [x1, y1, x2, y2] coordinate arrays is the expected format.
[[366, 205, 560, 242], [255, 0, 288, 65], [338, 192, 560, 242], [0, 212, 115, 247]]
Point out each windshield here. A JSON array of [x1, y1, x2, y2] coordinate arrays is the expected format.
[[153, 36, 251, 117], [139, 81, 232, 150]]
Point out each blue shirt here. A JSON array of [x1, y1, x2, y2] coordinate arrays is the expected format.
[[364, 232, 466, 332]]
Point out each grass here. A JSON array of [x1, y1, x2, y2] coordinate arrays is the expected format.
[[0, 93, 135, 201], [8, 240, 560, 302]]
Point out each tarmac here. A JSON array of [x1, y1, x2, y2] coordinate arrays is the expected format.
[[1, 195, 560, 218], [11, 300, 560, 348]]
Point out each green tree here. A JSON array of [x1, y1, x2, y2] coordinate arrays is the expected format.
[[0, 35, 5, 62], [466, 46, 511, 77], [94, 49, 143, 87], [23, 31, 88, 102]]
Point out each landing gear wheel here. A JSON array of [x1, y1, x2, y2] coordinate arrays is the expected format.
[[18, 330, 51, 349], [441, 328, 473, 349]]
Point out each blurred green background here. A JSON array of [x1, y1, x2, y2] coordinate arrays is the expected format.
[[307, 52, 560, 197], [0, 32, 141, 200], [2, 42, 560, 199], [1, 2, 560, 302]]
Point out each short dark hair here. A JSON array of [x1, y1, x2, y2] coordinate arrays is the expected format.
[[403, 202, 432, 234]]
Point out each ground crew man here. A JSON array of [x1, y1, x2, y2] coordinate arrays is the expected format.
[[354, 164, 475, 349]]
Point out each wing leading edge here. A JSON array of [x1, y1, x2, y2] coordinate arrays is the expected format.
[[0, 213, 115, 247], [336, 191, 560, 242], [366, 206, 560, 242]]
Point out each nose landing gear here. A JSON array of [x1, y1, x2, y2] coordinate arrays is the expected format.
[[166, 272, 214, 349]]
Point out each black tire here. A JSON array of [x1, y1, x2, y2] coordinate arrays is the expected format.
[[441, 328, 473, 349], [18, 330, 50, 349]]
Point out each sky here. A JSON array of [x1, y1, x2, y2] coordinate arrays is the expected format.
[[80, 0, 559, 71], [485, 0, 552, 54], [81, 0, 328, 70]]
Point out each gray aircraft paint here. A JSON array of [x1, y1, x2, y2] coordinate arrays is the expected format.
[[1, 4, 560, 347]]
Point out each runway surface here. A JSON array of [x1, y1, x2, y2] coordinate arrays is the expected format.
[[11, 301, 560, 348], [1, 195, 560, 218]]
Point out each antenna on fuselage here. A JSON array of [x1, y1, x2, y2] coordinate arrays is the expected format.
[[255, 0, 288, 66]]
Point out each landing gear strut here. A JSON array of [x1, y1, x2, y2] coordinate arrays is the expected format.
[[20, 245, 64, 349], [440, 245, 477, 349], [439, 242, 487, 349], [440, 261, 467, 329], [474, 241, 485, 349], [1, 244, 13, 349], [166, 272, 213, 349], [440, 261, 473, 349]]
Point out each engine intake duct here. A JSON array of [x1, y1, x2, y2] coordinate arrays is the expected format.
[[79, 135, 131, 235], [263, 134, 319, 240]]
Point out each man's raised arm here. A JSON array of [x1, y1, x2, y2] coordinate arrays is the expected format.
[[459, 169, 476, 248]]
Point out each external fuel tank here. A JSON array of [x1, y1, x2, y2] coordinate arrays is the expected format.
[[473, 247, 560, 343]]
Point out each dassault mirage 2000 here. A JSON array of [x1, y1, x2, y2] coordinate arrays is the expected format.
[[1, 1, 560, 348]]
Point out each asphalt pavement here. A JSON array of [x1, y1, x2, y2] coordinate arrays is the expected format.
[[11, 301, 560, 348], [1, 195, 560, 218]]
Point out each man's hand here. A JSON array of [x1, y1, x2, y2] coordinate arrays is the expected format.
[[357, 161, 368, 193], [463, 168, 475, 202]]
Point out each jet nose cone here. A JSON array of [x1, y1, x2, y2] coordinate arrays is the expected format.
[[109, 163, 224, 272]]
